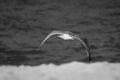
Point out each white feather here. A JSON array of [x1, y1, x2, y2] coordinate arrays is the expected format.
[[57, 34, 74, 40]]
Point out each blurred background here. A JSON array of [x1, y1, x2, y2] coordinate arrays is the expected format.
[[0, 0, 120, 66]]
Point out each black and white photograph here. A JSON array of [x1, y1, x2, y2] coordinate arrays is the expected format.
[[0, 0, 120, 80]]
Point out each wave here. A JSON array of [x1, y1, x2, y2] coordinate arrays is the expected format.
[[0, 61, 120, 80]]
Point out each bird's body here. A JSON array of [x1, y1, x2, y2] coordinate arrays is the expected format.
[[36, 30, 91, 63], [57, 34, 74, 40]]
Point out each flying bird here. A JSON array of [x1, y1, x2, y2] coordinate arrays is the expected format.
[[36, 30, 91, 62]]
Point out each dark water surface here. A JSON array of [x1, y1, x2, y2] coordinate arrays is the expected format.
[[0, 0, 120, 66]]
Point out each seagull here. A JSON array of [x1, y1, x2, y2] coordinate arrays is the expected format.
[[36, 30, 91, 62]]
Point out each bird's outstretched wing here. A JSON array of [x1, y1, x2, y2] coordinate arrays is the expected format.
[[65, 32, 90, 58], [71, 36, 90, 59], [36, 31, 64, 50]]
